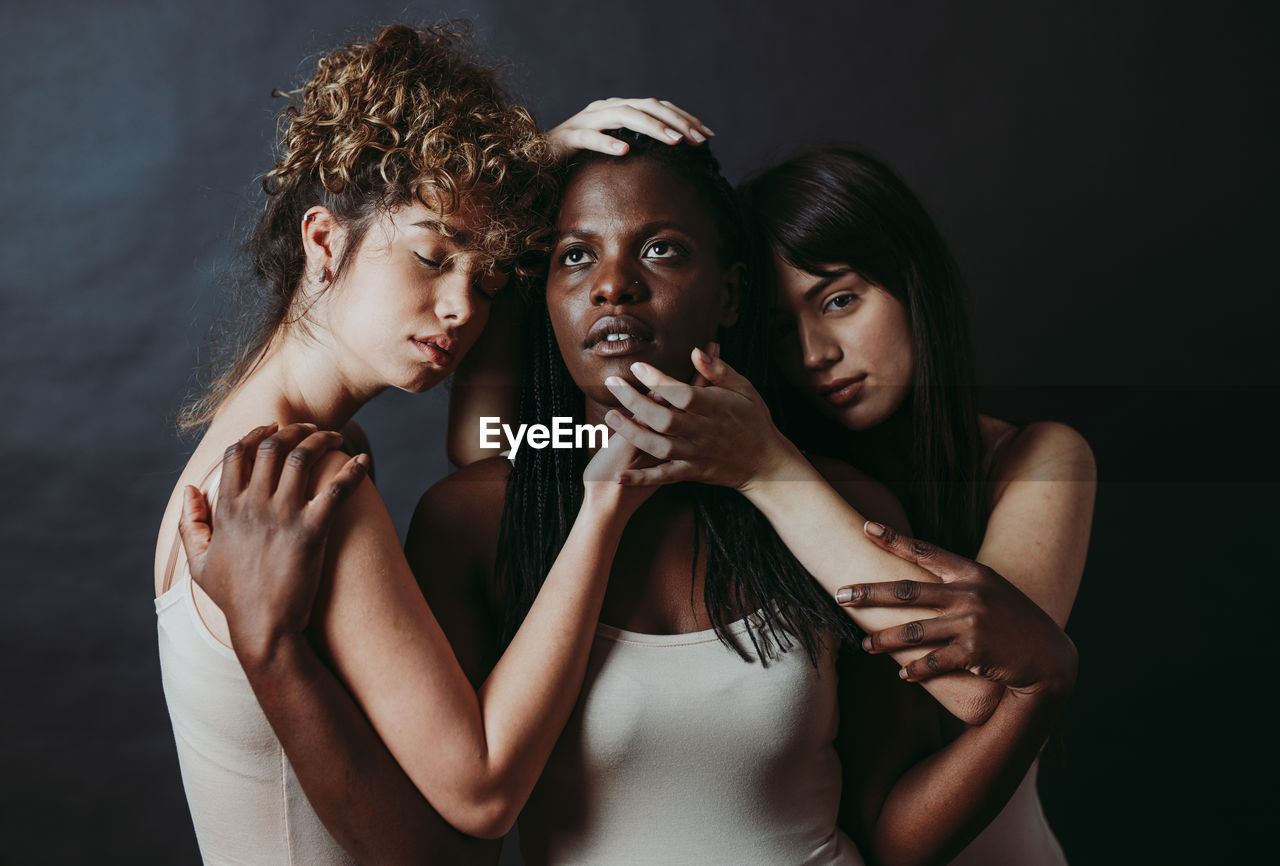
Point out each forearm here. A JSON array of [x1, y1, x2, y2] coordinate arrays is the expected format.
[[472, 496, 626, 825], [236, 636, 496, 865], [743, 446, 1001, 724], [869, 686, 1070, 866]]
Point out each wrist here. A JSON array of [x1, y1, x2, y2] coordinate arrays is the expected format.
[[229, 618, 306, 674], [739, 437, 814, 498]]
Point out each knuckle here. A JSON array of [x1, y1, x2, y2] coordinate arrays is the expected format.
[[903, 621, 925, 644], [257, 436, 282, 454], [224, 442, 244, 460], [909, 539, 936, 560], [892, 580, 919, 602], [881, 525, 899, 545], [924, 653, 942, 674], [286, 447, 312, 467]]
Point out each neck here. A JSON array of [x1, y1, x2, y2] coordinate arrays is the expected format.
[[218, 328, 388, 432], [845, 404, 915, 487]]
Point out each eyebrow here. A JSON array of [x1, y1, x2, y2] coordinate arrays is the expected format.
[[411, 219, 470, 247], [556, 220, 695, 243], [802, 267, 855, 300]]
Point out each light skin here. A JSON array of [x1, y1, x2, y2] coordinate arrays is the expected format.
[[162, 103, 718, 863]]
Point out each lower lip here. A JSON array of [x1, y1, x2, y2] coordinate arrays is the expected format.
[[824, 379, 865, 407], [412, 339, 452, 365], [590, 337, 649, 357]]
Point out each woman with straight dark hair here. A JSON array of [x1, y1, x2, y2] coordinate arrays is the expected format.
[[602, 146, 1093, 863], [184, 131, 1077, 864]]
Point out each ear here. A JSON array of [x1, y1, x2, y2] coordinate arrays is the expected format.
[[716, 261, 745, 329], [301, 207, 344, 283]]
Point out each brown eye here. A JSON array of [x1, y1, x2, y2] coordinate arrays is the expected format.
[[824, 293, 856, 313]]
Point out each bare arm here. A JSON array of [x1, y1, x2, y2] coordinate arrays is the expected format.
[[187, 427, 648, 852], [603, 349, 1004, 723], [838, 651, 1072, 866], [974, 421, 1096, 627]]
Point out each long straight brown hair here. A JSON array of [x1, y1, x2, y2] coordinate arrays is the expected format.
[[739, 147, 986, 557]]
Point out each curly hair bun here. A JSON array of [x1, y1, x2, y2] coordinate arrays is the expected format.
[[267, 22, 554, 267]]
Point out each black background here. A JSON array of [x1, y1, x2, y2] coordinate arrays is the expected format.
[[3, 1, 1276, 862]]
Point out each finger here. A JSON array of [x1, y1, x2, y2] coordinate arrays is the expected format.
[[618, 97, 708, 143], [617, 460, 699, 487], [220, 423, 279, 502], [177, 485, 212, 576], [861, 615, 961, 654], [689, 342, 716, 388], [628, 361, 696, 410], [605, 376, 684, 436], [656, 99, 714, 138], [592, 104, 685, 144], [900, 645, 973, 682], [691, 347, 754, 397], [861, 522, 975, 581], [557, 127, 631, 156], [304, 454, 370, 531], [276, 430, 345, 505], [604, 409, 676, 461], [835, 579, 953, 608], [248, 422, 319, 496]]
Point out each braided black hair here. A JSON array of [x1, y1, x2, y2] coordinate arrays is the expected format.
[[494, 130, 861, 664]]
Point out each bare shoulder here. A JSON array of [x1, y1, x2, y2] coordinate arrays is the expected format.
[[989, 419, 1096, 486], [406, 456, 510, 578], [808, 454, 911, 533]]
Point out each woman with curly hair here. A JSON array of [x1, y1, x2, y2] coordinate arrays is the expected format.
[[181, 129, 1075, 864], [154, 24, 713, 864]]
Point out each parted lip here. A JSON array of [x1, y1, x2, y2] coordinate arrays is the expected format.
[[411, 333, 457, 359], [817, 374, 866, 394], [584, 314, 654, 349]]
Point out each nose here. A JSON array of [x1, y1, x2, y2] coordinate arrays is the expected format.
[[590, 256, 648, 307], [434, 268, 475, 328], [798, 319, 841, 371]]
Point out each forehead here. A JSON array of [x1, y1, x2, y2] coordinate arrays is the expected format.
[[390, 191, 491, 247], [556, 159, 717, 240]]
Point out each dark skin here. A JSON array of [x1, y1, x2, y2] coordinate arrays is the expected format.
[[183, 158, 1074, 865]]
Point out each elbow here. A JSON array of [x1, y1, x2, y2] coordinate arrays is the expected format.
[[443, 785, 520, 840], [952, 679, 1003, 726]]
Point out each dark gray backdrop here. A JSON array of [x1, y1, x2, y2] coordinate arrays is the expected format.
[[3, 1, 1276, 862]]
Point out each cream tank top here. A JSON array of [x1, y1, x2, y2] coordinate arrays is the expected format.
[[154, 469, 354, 865], [518, 613, 863, 866]]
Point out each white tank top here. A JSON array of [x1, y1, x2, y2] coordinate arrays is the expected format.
[[155, 478, 354, 865], [949, 761, 1067, 865], [518, 613, 863, 865]]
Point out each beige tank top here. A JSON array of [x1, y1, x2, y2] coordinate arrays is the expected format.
[[154, 467, 354, 865], [518, 614, 863, 866]]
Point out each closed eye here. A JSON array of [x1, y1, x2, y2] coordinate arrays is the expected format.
[[414, 252, 443, 269]]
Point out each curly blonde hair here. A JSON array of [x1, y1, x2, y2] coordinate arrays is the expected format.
[[180, 22, 555, 433]]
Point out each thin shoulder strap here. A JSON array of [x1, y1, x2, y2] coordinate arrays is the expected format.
[[160, 458, 226, 596]]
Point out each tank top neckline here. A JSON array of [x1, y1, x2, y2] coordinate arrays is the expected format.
[[595, 609, 765, 646]]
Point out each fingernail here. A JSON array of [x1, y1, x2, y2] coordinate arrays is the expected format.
[[605, 376, 625, 388], [664, 127, 682, 142], [355, 453, 370, 467], [687, 128, 706, 144], [861, 637, 872, 652], [865, 521, 886, 537], [611, 139, 627, 153], [836, 587, 853, 604], [301, 422, 318, 430], [701, 125, 716, 137], [692, 347, 705, 363], [899, 668, 909, 680], [629, 362, 649, 376]]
